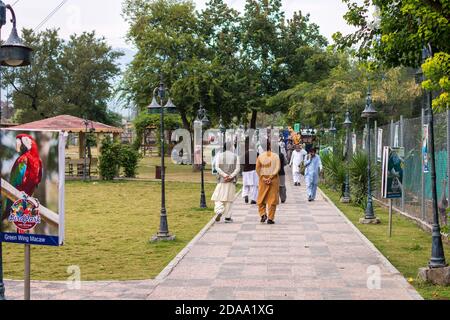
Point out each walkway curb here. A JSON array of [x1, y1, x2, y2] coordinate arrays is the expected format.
[[318, 188, 423, 300], [154, 189, 243, 282]]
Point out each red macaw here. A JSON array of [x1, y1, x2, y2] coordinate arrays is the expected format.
[[2, 134, 43, 220]]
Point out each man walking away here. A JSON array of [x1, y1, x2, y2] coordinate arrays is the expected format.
[[212, 144, 240, 223], [290, 144, 307, 186], [278, 145, 288, 203], [304, 147, 322, 202], [242, 138, 258, 205], [256, 141, 281, 225]]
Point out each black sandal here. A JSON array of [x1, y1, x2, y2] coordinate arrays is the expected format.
[[260, 215, 268, 223]]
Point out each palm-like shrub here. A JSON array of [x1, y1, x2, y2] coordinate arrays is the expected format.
[[349, 151, 379, 209], [321, 152, 346, 196]]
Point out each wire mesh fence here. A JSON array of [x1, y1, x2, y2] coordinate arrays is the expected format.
[[353, 110, 449, 227]]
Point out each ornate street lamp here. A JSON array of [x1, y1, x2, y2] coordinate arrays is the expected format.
[[195, 104, 210, 209], [148, 77, 177, 242], [360, 87, 380, 223], [341, 111, 352, 203], [419, 45, 446, 268], [82, 118, 95, 181], [0, 1, 33, 300]]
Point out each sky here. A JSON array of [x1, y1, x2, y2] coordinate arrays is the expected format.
[[5, 0, 356, 50], [2, 0, 357, 117]]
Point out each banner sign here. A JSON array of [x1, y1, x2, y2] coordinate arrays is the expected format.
[[382, 146, 405, 199], [422, 124, 429, 173], [352, 133, 357, 153], [394, 123, 399, 147], [377, 129, 383, 162], [294, 123, 301, 133], [0, 130, 66, 246]]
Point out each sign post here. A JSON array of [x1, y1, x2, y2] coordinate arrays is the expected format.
[[0, 130, 66, 300], [24, 244, 30, 300], [382, 146, 405, 237]]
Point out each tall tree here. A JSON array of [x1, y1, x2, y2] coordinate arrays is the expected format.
[[334, 0, 450, 112], [2, 29, 123, 124], [123, 0, 208, 130]]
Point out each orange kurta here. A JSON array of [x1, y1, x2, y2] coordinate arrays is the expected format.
[[256, 151, 281, 207]]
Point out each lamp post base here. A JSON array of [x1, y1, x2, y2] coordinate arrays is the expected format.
[[359, 217, 381, 225], [150, 233, 176, 243], [418, 266, 450, 285], [200, 193, 207, 209], [0, 285, 5, 300], [340, 196, 351, 204]]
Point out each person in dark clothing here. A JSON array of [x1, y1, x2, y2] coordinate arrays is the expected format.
[[278, 146, 287, 203]]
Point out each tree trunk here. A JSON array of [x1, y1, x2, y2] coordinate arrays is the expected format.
[[250, 109, 258, 129]]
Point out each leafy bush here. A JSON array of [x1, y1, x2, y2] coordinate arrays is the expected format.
[[120, 144, 141, 178], [349, 151, 379, 209], [99, 136, 121, 180], [321, 152, 346, 196]]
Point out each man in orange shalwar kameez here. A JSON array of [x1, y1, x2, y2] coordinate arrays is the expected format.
[[256, 141, 281, 225]]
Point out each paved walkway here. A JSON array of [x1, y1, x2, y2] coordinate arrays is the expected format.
[[4, 175, 421, 300]]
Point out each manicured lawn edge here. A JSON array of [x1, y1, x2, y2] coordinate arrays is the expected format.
[[318, 187, 423, 300], [320, 185, 450, 300]]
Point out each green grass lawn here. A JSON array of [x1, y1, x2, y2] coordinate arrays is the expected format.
[[137, 156, 217, 183], [3, 180, 215, 281], [321, 185, 450, 300]]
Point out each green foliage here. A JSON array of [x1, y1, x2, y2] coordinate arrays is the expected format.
[[334, 0, 450, 68], [349, 151, 379, 209], [275, 54, 420, 128], [122, 0, 330, 129], [3, 29, 123, 125], [422, 52, 450, 112], [132, 112, 182, 150], [99, 136, 121, 180], [321, 152, 346, 196], [119, 145, 141, 178]]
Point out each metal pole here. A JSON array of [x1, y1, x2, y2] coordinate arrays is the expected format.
[[24, 244, 30, 300], [365, 117, 375, 219], [0, 10, 5, 298], [200, 122, 207, 208], [151, 79, 174, 242], [422, 107, 426, 221], [342, 124, 351, 203], [389, 199, 393, 237], [447, 105, 450, 228], [400, 115, 405, 212], [427, 88, 447, 268]]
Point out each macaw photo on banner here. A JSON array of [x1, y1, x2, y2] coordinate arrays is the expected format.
[[0, 130, 66, 247]]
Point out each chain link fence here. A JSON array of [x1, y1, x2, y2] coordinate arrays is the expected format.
[[353, 110, 449, 227]]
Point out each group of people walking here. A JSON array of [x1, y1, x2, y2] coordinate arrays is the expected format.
[[211, 132, 322, 225]]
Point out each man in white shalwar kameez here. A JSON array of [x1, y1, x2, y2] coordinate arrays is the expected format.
[[212, 147, 240, 223], [242, 140, 258, 204], [289, 144, 307, 186]]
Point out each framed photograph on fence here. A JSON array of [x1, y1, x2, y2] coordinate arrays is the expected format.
[[382, 146, 405, 199]]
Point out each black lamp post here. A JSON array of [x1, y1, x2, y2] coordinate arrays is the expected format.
[[0, 1, 33, 300], [419, 45, 446, 268], [148, 78, 176, 242], [360, 87, 379, 222], [82, 118, 94, 181], [196, 104, 210, 209], [341, 111, 352, 203]]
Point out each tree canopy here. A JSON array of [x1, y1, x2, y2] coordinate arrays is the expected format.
[[2, 29, 123, 125], [122, 0, 330, 129]]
